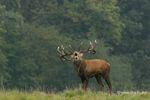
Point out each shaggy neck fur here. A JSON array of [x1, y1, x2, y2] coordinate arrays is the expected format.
[[73, 59, 85, 76]]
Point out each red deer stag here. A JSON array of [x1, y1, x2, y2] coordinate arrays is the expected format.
[[57, 40, 112, 94]]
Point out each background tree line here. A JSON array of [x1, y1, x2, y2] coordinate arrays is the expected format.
[[0, 0, 149, 91]]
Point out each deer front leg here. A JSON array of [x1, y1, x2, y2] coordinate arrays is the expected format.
[[80, 77, 88, 91]]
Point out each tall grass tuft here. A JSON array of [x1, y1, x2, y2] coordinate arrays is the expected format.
[[0, 89, 149, 100]]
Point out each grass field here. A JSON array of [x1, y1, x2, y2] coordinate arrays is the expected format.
[[0, 89, 149, 100]]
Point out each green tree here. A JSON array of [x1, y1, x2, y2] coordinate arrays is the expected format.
[[116, 0, 150, 90]]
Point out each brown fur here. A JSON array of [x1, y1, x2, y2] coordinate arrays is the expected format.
[[57, 42, 112, 94], [73, 59, 112, 94]]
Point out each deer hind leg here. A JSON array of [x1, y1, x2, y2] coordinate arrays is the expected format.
[[103, 74, 112, 95], [95, 75, 104, 92]]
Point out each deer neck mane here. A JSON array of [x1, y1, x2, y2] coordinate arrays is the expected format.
[[73, 59, 85, 74], [73, 59, 83, 65]]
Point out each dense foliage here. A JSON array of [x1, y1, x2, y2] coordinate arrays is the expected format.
[[0, 0, 149, 91]]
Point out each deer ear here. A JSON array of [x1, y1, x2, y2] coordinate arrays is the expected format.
[[71, 54, 74, 58], [80, 53, 83, 57]]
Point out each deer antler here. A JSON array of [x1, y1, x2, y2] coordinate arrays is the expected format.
[[80, 40, 97, 54], [57, 45, 72, 61], [78, 42, 83, 51], [89, 40, 97, 54], [68, 45, 74, 53]]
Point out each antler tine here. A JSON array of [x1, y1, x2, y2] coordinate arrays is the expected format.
[[90, 41, 92, 45], [82, 40, 97, 54], [57, 46, 62, 54], [79, 41, 92, 53], [94, 40, 97, 49], [57, 46, 60, 52], [57, 46, 60, 51], [57, 46, 62, 55], [95, 40, 97, 44], [78, 42, 83, 51], [90, 40, 97, 54], [69, 45, 74, 52], [61, 45, 64, 50], [90, 41, 93, 46], [89, 41, 94, 51]]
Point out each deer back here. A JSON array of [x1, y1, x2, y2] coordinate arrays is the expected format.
[[84, 59, 110, 75]]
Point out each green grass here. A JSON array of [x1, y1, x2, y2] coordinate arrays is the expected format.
[[0, 89, 149, 100]]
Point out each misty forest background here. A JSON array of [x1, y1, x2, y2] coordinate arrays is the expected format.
[[0, 0, 149, 92]]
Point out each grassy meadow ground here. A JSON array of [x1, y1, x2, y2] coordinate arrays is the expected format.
[[0, 89, 149, 100]]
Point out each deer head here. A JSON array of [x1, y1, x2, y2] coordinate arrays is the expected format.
[[57, 40, 97, 62]]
